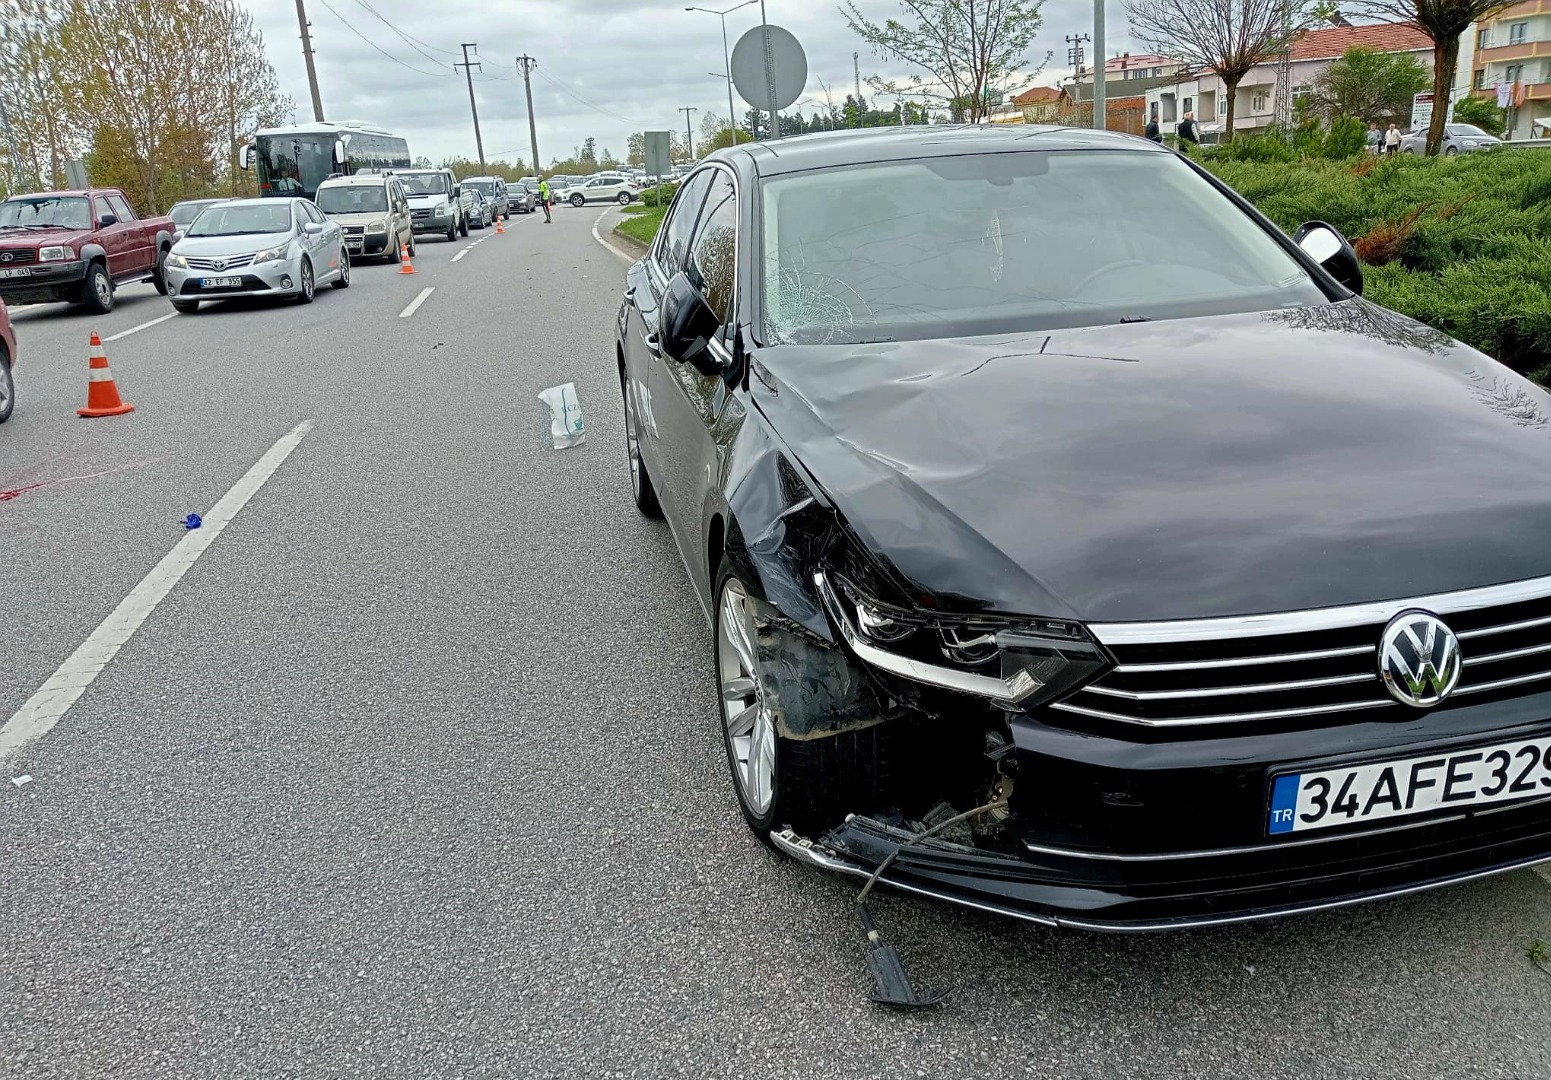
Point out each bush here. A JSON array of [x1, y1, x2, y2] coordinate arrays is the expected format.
[[1323, 116, 1368, 160], [1203, 151, 1551, 377], [1203, 133, 1296, 164]]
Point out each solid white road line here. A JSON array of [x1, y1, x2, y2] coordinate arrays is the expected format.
[[591, 207, 637, 264], [104, 312, 177, 342], [399, 287, 435, 319], [0, 420, 316, 764]]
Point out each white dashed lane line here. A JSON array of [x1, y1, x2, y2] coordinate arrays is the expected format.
[[103, 311, 178, 342], [398, 287, 435, 319], [0, 420, 316, 763]]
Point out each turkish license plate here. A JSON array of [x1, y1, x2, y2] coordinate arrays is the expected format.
[[201, 276, 243, 288], [1269, 735, 1551, 834], [345, 239, 362, 249], [0, 266, 31, 278]]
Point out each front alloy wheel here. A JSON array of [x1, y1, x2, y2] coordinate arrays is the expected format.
[[332, 248, 351, 289], [296, 258, 314, 304], [719, 577, 778, 822], [571, 193, 585, 207]]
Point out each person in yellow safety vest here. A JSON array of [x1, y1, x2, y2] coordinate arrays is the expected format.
[[538, 178, 552, 224]]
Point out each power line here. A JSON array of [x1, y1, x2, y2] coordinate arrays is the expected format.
[[352, 0, 460, 58], [533, 68, 644, 126], [315, 0, 454, 78]]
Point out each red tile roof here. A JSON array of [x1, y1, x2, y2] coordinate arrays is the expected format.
[[1013, 86, 1062, 105], [1290, 22, 1433, 61], [1103, 53, 1176, 71]]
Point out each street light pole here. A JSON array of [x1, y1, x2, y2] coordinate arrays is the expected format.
[[686, 2, 757, 145]]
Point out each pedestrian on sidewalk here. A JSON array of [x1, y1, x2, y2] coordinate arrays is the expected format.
[[1144, 116, 1163, 143], [1366, 123, 1381, 153], [538, 178, 553, 223], [1176, 111, 1200, 149], [1384, 123, 1402, 155]]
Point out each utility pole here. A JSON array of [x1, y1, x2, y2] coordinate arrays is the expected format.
[[680, 106, 698, 159], [518, 55, 540, 175], [294, 0, 325, 121], [1092, 0, 1106, 131], [456, 43, 486, 170]]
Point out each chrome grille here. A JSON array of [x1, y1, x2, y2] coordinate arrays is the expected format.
[[341, 225, 366, 236], [411, 209, 432, 220], [185, 254, 256, 272], [0, 248, 38, 265], [1054, 575, 1551, 729]]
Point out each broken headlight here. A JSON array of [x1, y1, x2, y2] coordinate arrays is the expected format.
[[814, 572, 1110, 709]]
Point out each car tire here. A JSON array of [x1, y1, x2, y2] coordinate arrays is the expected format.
[[296, 258, 314, 304], [714, 564, 895, 839], [621, 372, 662, 519], [151, 248, 169, 295], [0, 349, 14, 424], [1445, 146, 1458, 155], [446, 219, 457, 241], [171, 299, 199, 314], [618, 191, 632, 205], [408, 233, 417, 257], [389, 240, 401, 264], [459, 216, 469, 237], [331, 247, 351, 289], [571, 193, 585, 207], [81, 262, 114, 315]]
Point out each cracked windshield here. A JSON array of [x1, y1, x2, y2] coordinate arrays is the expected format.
[[2, 0, 1550, 1076]]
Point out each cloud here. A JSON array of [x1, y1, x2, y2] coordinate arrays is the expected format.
[[249, 0, 1141, 166]]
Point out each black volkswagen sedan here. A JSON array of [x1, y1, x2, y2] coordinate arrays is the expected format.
[[614, 125, 1551, 930]]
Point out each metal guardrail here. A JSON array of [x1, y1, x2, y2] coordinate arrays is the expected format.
[[1500, 138, 1551, 149]]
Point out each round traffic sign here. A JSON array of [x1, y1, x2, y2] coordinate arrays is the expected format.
[[730, 24, 807, 113]]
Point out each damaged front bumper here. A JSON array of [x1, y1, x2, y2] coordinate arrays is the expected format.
[[773, 798, 1551, 931]]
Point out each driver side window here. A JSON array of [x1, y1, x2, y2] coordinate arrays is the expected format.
[[653, 170, 713, 279]]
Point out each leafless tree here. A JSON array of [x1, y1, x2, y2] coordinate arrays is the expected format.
[[1347, 0, 1516, 154], [1128, 0, 1319, 139], [841, 0, 1047, 123]]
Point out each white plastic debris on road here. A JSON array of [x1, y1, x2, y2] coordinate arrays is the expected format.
[[539, 383, 586, 449], [11, 775, 33, 788]]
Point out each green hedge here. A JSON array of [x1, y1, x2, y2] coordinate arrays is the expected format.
[[1204, 150, 1551, 380]]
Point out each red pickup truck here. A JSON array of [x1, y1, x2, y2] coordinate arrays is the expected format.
[[0, 188, 176, 314]]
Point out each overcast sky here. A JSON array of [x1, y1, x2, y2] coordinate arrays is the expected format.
[[247, 0, 1143, 167]]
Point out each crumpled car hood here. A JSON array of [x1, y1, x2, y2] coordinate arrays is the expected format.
[[750, 301, 1551, 623]]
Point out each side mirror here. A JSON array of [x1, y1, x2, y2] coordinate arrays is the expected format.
[[98, 212, 117, 228], [173, 229, 185, 243], [660, 271, 724, 375], [240, 143, 253, 170], [303, 222, 324, 235], [333, 140, 346, 167], [1294, 221, 1363, 296]]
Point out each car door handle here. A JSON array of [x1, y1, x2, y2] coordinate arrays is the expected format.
[[643, 333, 661, 358]]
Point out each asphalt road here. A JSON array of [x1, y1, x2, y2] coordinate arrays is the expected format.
[[3, 202, 1550, 1080]]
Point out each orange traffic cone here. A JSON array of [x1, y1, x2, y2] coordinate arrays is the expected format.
[[495, 214, 506, 234], [78, 333, 134, 418], [398, 244, 417, 275]]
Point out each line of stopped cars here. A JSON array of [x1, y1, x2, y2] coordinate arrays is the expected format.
[[617, 124, 1551, 932]]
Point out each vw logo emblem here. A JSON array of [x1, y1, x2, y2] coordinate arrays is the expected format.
[[1379, 610, 1462, 708]]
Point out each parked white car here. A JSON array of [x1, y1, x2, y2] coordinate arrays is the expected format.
[[568, 175, 636, 206]]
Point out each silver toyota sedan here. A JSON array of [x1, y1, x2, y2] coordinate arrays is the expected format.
[[162, 197, 349, 313]]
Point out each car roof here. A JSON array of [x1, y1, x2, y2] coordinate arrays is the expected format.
[[317, 173, 395, 186], [713, 123, 1162, 178]]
